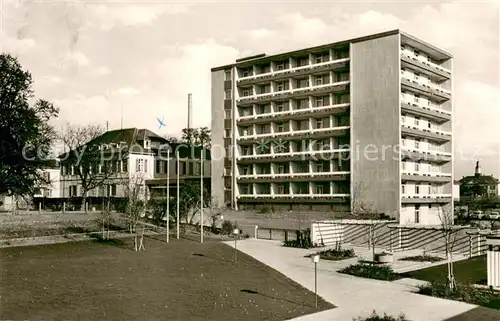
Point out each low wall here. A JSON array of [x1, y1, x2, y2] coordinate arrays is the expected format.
[[311, 221, 488, 256]]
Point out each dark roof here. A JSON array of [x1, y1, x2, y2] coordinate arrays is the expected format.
[[459, 175, 499, 185], [58, 128, 211, 160]]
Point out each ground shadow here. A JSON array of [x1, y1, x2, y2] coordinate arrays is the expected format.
[[240, 289, 318, 308]]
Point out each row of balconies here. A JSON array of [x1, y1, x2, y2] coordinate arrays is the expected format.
[[401, 124, 451, 143], [237, 80, 350, 105], [400, 48, 451, 77], [400, 76, 451, 102], [237, 56, 350, 82], [401, 117, 451, 135], [400, 100, 450, 124], [238, 125, 350, 140]]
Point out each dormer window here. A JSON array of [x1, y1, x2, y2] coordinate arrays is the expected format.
[[144, 140, 151, 149]]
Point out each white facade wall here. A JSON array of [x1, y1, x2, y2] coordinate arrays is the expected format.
[[400, 204, 442, 225]]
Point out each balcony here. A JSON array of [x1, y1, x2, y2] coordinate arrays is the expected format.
[[237, 81, 350, 105], [401, 194, 452, 204], [400, 148, 452, 164], [237, 171, 350, 183], [236, 193, 350, 203], [237, 58, 350, 85], [237, 103, 350, 125], [401, 76, 451, 102], [237, 126, 350, 144], [400, 50, 451, 80], [401, 172, 452, 183], [237, 148, 350, 163], [400, 100, 450, 123], [401, 124, 451, 143]]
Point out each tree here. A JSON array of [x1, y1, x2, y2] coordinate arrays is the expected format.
[[59, 123, 121, 211], [181, 127, 211, 148], [0, 53, 59, 198], [437, 204, 457, 291], [164, 135, 180, 144], [123, 173, 147, 251], [176, 180, 210, 225]]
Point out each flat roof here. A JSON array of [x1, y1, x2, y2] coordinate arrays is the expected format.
[[212, 29, 452, 72]]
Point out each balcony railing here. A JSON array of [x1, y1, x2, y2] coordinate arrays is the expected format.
[[238, 148, 350, 160], [401, 193, 452, 199], [237, 193, 350, 198], [401, 146, 451, 157], [401, 75, 451, 95], [238, 102, 350, 120], [400, 50, 451, 74], [238, 125, 350, 141], [402, 171, 452, 177], [401, 124, 452, 137], [238, 58, 350, 81], [237, 80, 350, 102], [238, 171, 350, 179], [401, 98, 451, 116]]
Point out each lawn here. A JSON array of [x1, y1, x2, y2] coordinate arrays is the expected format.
[[403, 255, 487, 284], [0, 235, 333, 321]]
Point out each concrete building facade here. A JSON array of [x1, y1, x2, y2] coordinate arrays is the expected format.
[[211, 29, 453, 225]]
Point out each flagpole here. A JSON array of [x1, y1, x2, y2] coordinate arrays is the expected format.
[[166, 148, 170, 242], [176, 149, 180, 239], [200, 147, 204, 244]]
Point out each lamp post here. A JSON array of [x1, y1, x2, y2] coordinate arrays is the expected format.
[[233, 228, 239, 265], [311, 254, 320, 309]]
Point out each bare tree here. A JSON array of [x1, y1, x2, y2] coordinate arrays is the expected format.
[[437, 204, 457, 291], [123, 173, 147, 251], [59, 123, 123, 212]]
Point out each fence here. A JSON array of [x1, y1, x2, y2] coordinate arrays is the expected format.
[[255, 226, 300, 242]]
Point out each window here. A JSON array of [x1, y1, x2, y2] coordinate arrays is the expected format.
[[277, 164, 285, 174], [414, 72, 420, 81], [242, 146, 251, 155], [316, 185, 324, 194], [415, 205, 420, 223], [242, 166, 250, 175], [415, 184, 420, 194], [277, 184, 285, 194], [315, 76, 323, 86], [276, 82, 285, 91], [242, 69, 250, 77], [225, 110, 231, 119], [144, 140, 151, 149], [402, 138, 406, 146], [122, 160, 128, 173], [428, 122, 432, 129], [110, 184, 117, 197], [316, 119, 323, 129], [276, 62, 285, 70], [276, 123, 284, 133], [71, 165, 75, 175], [415, 117, 420, 126], [402, 162, 406, 170], [144, 159, 148, 173], [414, 94, 420, 103], [225, 70, 231, 81], [242, 88, 251, 96], [316, 163, 323, 172], [276, 103, 284, 112], [316, 97, 323, 107], [401, 68, 405, 75], [415, 162, 420, 172], [415, 139, 420, 149], [156, 160, 162, 174], [136, 159, 144, 172], [224, 129, 231, 138], [224, 89, 231, 100], [402, 185, 406, 194], [401, 115, 406, 124]]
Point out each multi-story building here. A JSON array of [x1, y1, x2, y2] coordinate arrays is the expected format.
[[211, 29, 453, 225], [59, 128, 210, 202], [34, 160, 62, 198], [459, 161, 499, 200]]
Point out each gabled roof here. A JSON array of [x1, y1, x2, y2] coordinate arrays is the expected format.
[[459, 175, 499, 185]]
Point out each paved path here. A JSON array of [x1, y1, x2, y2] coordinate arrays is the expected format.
[[226, 239, 478, 321]]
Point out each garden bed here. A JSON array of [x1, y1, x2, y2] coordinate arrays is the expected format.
[[399, 255, 444, 263], [354, 310, 409, 321], [305, 248, 355, 261], [339, 263, 400, 281]]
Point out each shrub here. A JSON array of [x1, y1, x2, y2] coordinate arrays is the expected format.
[[283, 229, 313, 248], [315, 248, 355, 261], [417, 280, 499, 307], [339, 263, 398, 281], [221, 220, 236, 235], [399, 255, 444, 263], [353, 310, 409, 321]]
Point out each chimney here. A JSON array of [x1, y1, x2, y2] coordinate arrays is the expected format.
[[475, 160, 481, 176], [187, 93, 192, 132]]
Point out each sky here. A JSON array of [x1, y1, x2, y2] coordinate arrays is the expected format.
[[0, 0, 499, 179]]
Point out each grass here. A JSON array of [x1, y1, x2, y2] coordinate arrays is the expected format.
[[402, 255, 500, 310], [0, 236, 333, 321], [402, 255, 487, 285], [353, 310, 409, 321]]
